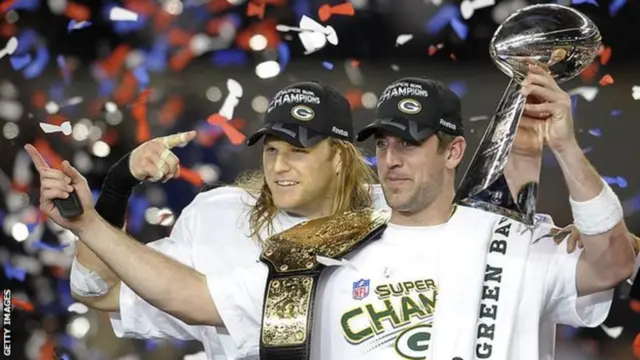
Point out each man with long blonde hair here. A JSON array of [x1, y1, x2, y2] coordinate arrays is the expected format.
[[27, 80, 387, 359]]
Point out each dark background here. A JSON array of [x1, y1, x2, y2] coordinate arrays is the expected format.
[[0, 0, 639, 359]]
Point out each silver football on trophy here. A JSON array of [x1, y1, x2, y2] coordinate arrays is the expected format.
[[489, 4, 601, 83]]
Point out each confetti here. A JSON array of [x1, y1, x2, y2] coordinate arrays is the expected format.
[[450, 18, 468, 40], [568, 86, 598, 102], [9, 53, 31, 70], [588, 128, 601, 137], [318, 2, 355, 22], [109, 5, 140, 21], [322, 61, 334, 70], [599, 74, 614, 86], [39, 121, 72, 135], [603, 176, 627, 188], [460, 0, 495, 20], [395, 34, 413, 47], [67, 20, 92, 32], [572, 0, 598, 5], [600, 324, 624, 339], [632, 86, 640, 100], [4, 261, 27, 281], [0, 36, 18, 59], [425, 4, 459, 35], [609, 0, 626, 16], [599, 45, 612, 65]]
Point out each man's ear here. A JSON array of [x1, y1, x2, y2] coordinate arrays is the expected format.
[[445, 136, 466, 170]]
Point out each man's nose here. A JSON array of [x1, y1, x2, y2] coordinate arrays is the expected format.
[[273, 154, 291, 173]]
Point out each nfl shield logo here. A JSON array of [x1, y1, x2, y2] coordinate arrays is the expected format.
[[352, 279, 370, 300]]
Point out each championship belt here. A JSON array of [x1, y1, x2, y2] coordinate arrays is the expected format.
[[259, 209, 390, 360]]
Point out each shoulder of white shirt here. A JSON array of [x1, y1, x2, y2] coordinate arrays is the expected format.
[[181, 186, 257, 216]]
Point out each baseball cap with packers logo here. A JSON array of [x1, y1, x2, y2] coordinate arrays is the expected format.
[[246, 81, 353, 148], [356, 77, 464, 144]]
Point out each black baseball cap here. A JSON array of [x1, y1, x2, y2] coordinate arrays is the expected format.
[[356, 77, 464, 144], [246, 81, 353, 148]]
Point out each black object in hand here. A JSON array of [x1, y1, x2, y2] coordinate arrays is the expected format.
[[54, 191, 84, 219]]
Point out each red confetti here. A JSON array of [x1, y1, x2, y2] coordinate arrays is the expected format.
[[65, 2, 91, 21], [350, 59, 360, 68], [318, 2, 355, 22], [630, 299, 640, 313], [247, 0, 266, 18], [0, 0, 18, 13], [634, 333, 640, 359], [598, 74, 614, 86], [11, 298, 34, 312], [580, 62, 598, 83], [169, 48, 195, 72], [207, 113, 246, 145], [599, 45, 612, 66], [178, 167, 204, 188], [344, 89, 363, 110], [428, 45, 437, 56], [132, 89, 152, 144]]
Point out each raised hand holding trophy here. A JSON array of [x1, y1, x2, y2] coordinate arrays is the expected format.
[[455, 4, 602, 225]]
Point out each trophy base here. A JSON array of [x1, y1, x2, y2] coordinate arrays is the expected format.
[[457, 198, 534, 226]]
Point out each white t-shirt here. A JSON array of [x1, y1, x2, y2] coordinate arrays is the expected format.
[[208, 209, 613, 360], [109, 185, 388, 359]]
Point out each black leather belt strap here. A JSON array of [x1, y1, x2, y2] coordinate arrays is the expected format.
[[258, 209, 390, 360]]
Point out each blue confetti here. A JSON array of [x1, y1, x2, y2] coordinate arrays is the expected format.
[[292, 0, 312, 21], [623, 193, 640, 215], [23, 44, 49, 79], [31, 241, 69, 251], [145, 339, 159, 351], [15, 29, 37, 55], [4, 262, 27, 282], [9, 54, 32, 70], [0, 209, 5, 224], [611, 109, 622, 117], [588, 128, 601, 137], [322, 61, 334, 70], [363, 156, 377, 167], [425, 4, 459, 35], [603, 176, 627, 188], [211, 49, 249, 67], [571, 0, 598, 5], [98, 78, 116, 98], [7, 0, 40, 12], [277, 42, 291, 70], [67, 20, 92, 32], [145, 37, 169, 72], [609, 0, 626, 16], [570, 94, 578, 118], [132, 66, 150, 90], [224, 13, 242, 29], [448, 81, 467, 98], [57, 55, 71, 84], [49, 82, 66, 103], [450, 18, 468, 40], [128, 195, 150, 234]]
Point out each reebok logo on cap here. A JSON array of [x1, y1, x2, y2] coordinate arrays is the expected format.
[[439, 118, 457, 131], [291, 105, 315, 121], [332, 126, 348, 137], [397, 98, 422, 115]]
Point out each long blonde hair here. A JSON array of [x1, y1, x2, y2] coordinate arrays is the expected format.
[[235, 138, 377, 242]]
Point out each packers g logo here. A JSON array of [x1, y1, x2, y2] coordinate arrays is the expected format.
[[394, 324, 431, 360], [397, 98, 422, 115], [291, 105, 315, 121]]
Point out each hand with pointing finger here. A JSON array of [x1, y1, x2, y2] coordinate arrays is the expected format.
[[24, 144, 96, 232], [129, 130, 197, 183]]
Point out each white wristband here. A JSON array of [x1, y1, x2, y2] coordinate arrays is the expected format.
[[569, 179, 623, 236], [70, 257, 110, 297]]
